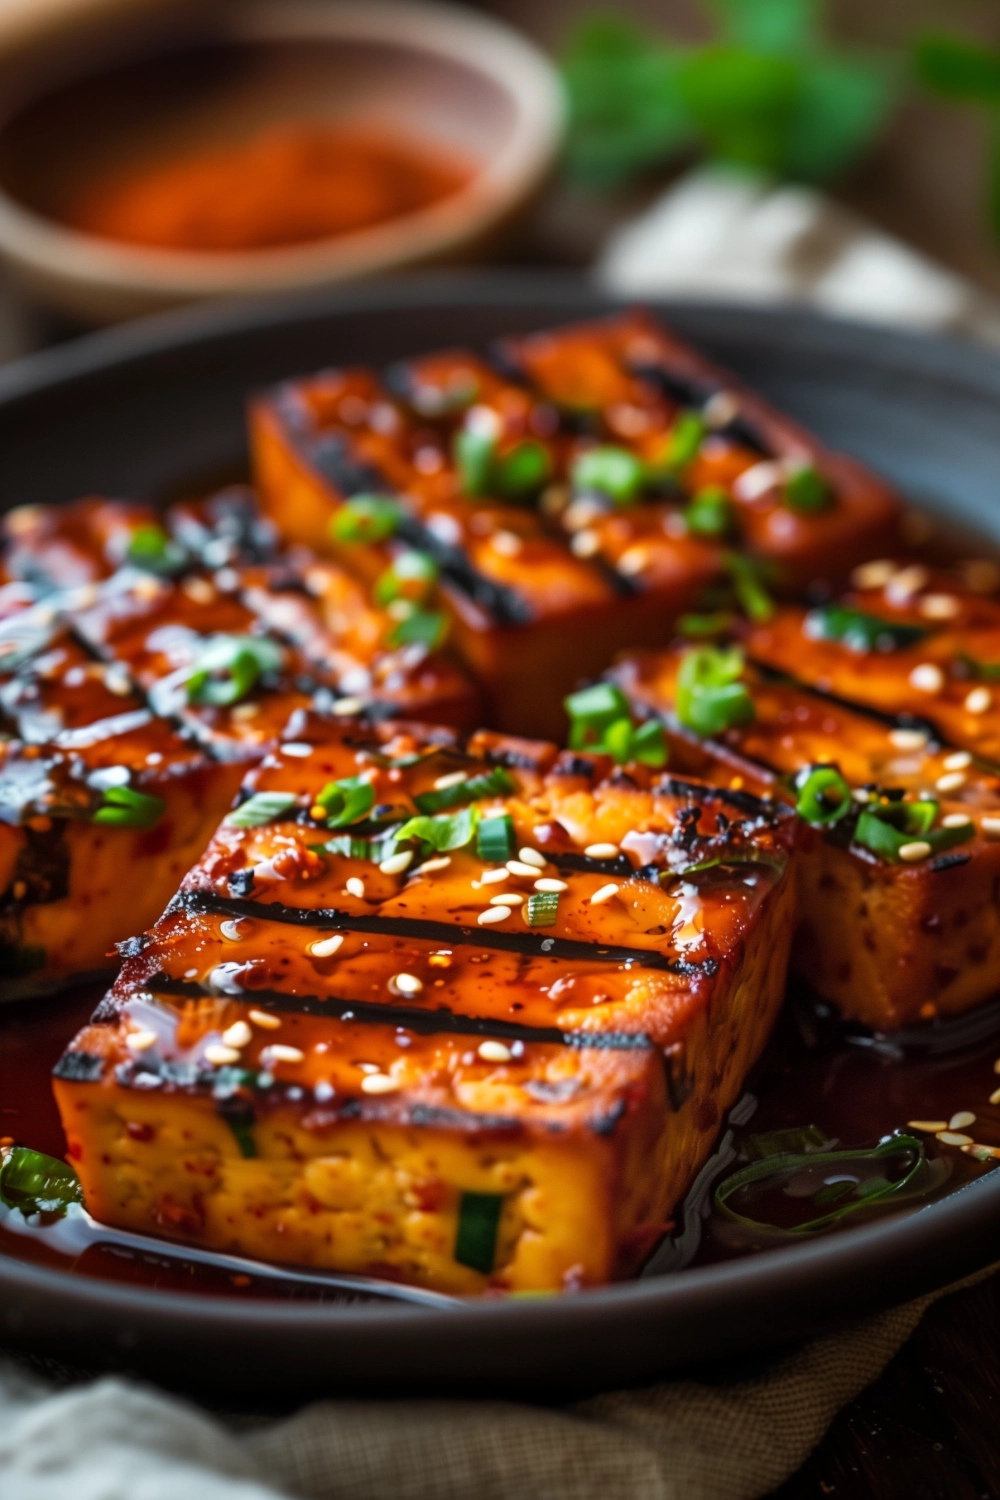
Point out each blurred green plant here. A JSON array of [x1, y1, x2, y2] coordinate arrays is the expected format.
[[562, 0, 897, 188], [915, 32, 1000, 242]]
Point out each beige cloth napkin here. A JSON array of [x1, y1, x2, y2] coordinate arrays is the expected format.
[[2, 1263, 996, 1500]]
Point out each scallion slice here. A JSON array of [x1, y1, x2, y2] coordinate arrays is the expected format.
[[805, 604, 927, 654], [526, 891, 559, 927], [454, 426, 496, 496], [373, 551, 438, 607], [725, 553, 775, 624], [126, 524, 187, 577], [330, 495, 400, 544], [387, 608, 448, 650], [184, 635, 284, 707], [315, 775, 375, 829], [662, 411, 705, 471], [227, 792, 298, 829], [570, 446, 646, 504], [794, 766, 852, 826], [477, 814, 514, 862], [0, 1145, 83, 1218], [494, 440, 551, 498], [565, 682, 632, 750], [783, 465, 832, 514], [853, 799, 973, 863], [413, 766, 515, 815], [684, 485, 734, 539], [92, 784, 165, 829], [676, 646, 755, 737], [454, 1191, 504, 1274], [396, 804, 478, 853]]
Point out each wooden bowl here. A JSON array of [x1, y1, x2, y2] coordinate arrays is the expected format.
[[0, 1, 565, 322]]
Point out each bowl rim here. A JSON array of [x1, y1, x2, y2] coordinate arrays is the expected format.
[[0, 0, 566, 295], [2, 273, 1000, 1392]]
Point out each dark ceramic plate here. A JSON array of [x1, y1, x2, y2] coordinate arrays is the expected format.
[[3, 274, 1000, 1400]]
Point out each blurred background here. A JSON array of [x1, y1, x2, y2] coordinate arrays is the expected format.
[[0, 0, 999, 356]]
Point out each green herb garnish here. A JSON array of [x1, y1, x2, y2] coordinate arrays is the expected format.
[[126, 524, 187, 577], [454, 1190, 504, 1274], [477, 813, 514, 863], [315, 775, 375, 829], [454, 425, 496, 497], [794, 766, 852, 826], [454, 427, 550, 500], [853, 799, 973, 864], [571, 445, 646, 504], [331, 495, 400, 545], [92, 784, 165, 829], [413, 766, 515, 815], [685, 485, 734, 539], [677, 610, 737, 639], [386, 607, 448, 651], [0, 1145, 83, 1218], [662, 411, 705, 471], [184, 635, 284, 707], [805, 604, 927, 654], [783, 464, 831, 513], [525, 891, 560, 928], [227, 792, 298, 829], [726, 553, 775, 624], [564, 682, 667, 766], [373, 551, 438, 607], [676, 645, 755, 736], [396, 804, 479, 853]]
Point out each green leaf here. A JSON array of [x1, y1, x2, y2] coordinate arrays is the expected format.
[[726, 553, 776, 624], [685, 485, 734, 538], [710, 0, 819, 55], [413, 766, 515, 815], [477, 813, 514, 863], [565, 682, 633, 749], [804, 604, 927, 654], [331, 495, 400, 545], [494, 440, 552, 498], [526, 891, 560, 928], [783, 464, 831, 513], [386, 608, 448, 651], [396, 804, 479, 853], [316, 775, 375, 830], [794, 765, 852, 826], [454, 1190, 504, 1274], [184, 635, 284, 707], [631, 717, 668, 767], [662, 411, 707, 472], [373, 552, 438, 607], [92, 784, 165, 829], [915, 33, 1000, 104], [676, 645, 755, 736], [227, 792, 298, 829], [454, 426, 496, 496], [571, 445, 646, 504], [854, 799, 973, 864], [0, 1145, 83, 1218], [126, 524, 187, 577]]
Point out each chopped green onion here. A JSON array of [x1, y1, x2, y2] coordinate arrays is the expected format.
[[662, 411, 705, 471], [854, 798, 973, 863], [126, 524, 187, 577], [494, 440, 551, 498], [331, 495, 400, 545], [570, 446, 646, 504], [956, 651, 1000, 681], [454, 1190, 504, 1274], [413, 766, 515, 815], [396, 804, 478, 853], [795, 767, 853, 826], [386, 607, 448, 650], [315, 775, 375, 829], [373, 551, 438, 607], [314, 833, 374, 860], [714, 1134, 928, 1237], [454, 426, 496, 496], [676, 646, 755, 737], [726, 553, 775, 624], [184, 635, 284, 707], [219, 1103, 257, 1158], [565, 682, 633, 750], [526, 891, 559, 927], [805, 604, 927, 654], [685, 485, 734, 539], [630, 717, 667, 767], [477, 814, 514, 863], [784, 465, 832, 514], [227, 792, 298, 828], [677, 610, 736, 639], [0, 1145, 83, 1218], [92, 784, 165, 829]]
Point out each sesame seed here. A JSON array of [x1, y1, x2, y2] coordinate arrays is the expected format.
[[617, 546, 649, 577], [345, 877, 365, 899], [852, 788, 872, 803], [232, 702, 260, 722], [703, 390, 740, 428], [563, 498, 603, 531], [361, 1073, 400, 1094], [534, 877, 568, 893], [937, 1130, 973, 1146], [584, 843, 619, 859], [889, 729, 928, 751], [478, 1040, 512, 1063], [220, 920, 243, 942], [966, 687, 992, 715], [125, 1029, 158, 1053], [506, 860, 541, 878], [419, 856, 452, 873], [264, 1044, 304, 1065], [492, 892, 523, 906], [885, 564, 929, 604], [357, 1063, 380, 1073], [183, 577, 215, 605], [590, 883, 621, 906], [222, 1021, 252, 1048], [907, 1120, 948, 1132], [982, 817, 1000, 840], [909, 663, 944, 695], [333, 696, 365, 716], [851, 559, 897, 590], [249, 1009, 281, 1030], [936, 771, 966, 793], [389, 973, 423, 997], [570, 528, 600, 558], [949, 1111, 976, 1129], [899, 840, 932, 862], [480, 867, 510, 884], [478, 906, 511, 925], [433, 770, 468, 790], [204, 1044, 241, 1067], [379, 850, 413, 875], [942, 813, 972, 829], [183, 968, 198, 979], [281, 742, 313, 758], [920, 593, 960, 620], [308, 933, 344, 959], [943, 751, 972, 770], [518, 847, 547, 869], [103, 665, 132, 697], [733, 460, 781, 502]]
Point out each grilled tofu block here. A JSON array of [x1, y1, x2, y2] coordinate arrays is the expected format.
[[53, 714, 796, 1292], [615, 633, 1000, 1029], [250, 314, 900, 738]]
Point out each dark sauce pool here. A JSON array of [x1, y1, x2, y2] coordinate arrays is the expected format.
[[2, 977, 998, 1297]]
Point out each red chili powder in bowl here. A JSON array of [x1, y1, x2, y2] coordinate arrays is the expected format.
[[64, 121, 473, 252]]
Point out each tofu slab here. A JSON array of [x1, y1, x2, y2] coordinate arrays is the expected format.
[[53, 715, 796, 1292]]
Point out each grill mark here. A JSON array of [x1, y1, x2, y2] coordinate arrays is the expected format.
[[655, 774, 781, 821], [147, 972, 653, 1049], [394, 514, 532, 627], [173, 888, 718, 976], [626, 361, 772, 456]]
